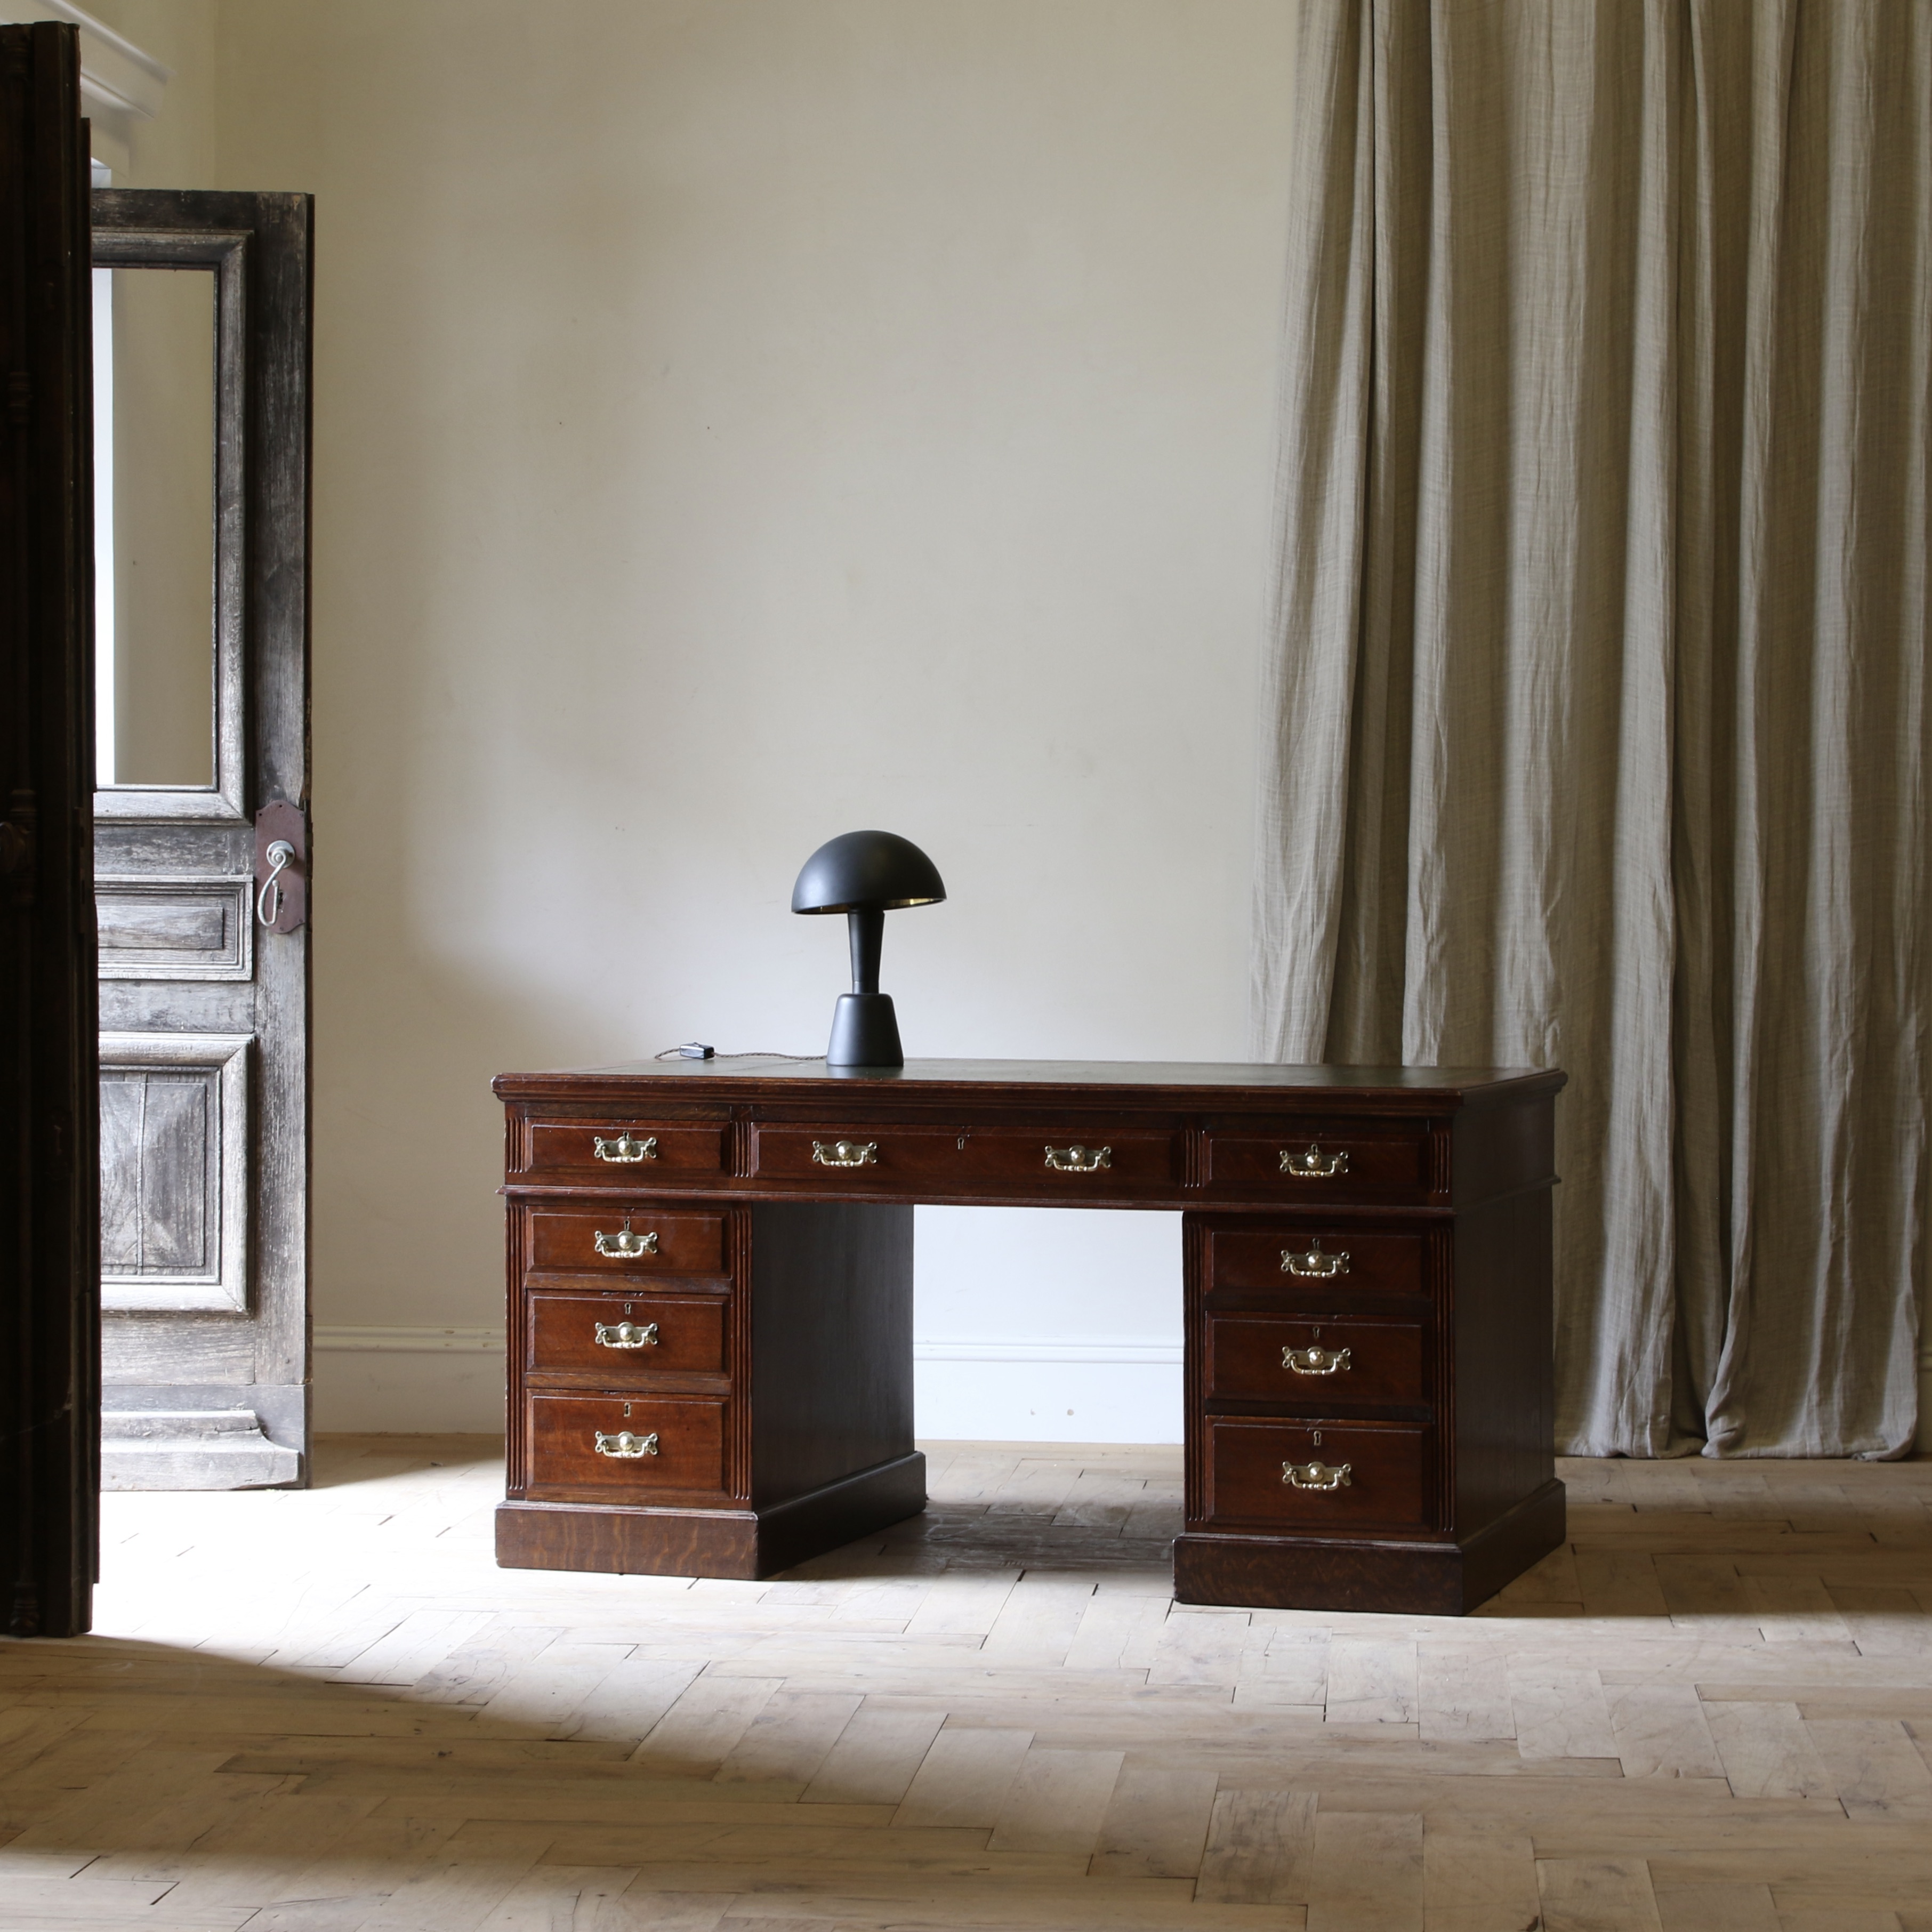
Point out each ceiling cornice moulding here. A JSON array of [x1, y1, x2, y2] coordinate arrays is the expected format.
[[0, 2, 169, 122]]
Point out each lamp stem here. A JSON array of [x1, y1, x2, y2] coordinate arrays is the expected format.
[[846, 908, 884, 996]]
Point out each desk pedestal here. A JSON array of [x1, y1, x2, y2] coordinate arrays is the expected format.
[[499, 1201, 930, 1580]]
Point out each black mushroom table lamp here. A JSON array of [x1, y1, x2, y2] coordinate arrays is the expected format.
[[792, 830, 946, 1068]]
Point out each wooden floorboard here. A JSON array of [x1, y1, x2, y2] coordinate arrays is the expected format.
[[0, 1438, 1928, 1928]]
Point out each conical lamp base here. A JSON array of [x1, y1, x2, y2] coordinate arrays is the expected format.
[[827, 993, 903, 1068]]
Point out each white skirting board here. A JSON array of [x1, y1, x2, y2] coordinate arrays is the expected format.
[[912, 1339, 1182, 1443], [312, 1327, 1184, 1442], [314, 1330, 1931, 1453], [313, 1327, 507, 1434]]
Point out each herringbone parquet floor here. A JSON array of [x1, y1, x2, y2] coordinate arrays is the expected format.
[[2, 1437, 1930, 1931]]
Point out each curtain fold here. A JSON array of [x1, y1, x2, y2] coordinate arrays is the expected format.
[[1254, 0, 1928, 1456]]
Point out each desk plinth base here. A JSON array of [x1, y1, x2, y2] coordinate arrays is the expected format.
[[1174, 1480, 1566, 1616], [495, 1451, 928, 1581]]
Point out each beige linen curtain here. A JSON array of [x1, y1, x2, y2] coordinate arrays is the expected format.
[[1254, 0, 1928, 1456]]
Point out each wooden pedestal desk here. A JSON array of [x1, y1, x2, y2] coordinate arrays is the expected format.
[[493, 1059, 1565, 1615]]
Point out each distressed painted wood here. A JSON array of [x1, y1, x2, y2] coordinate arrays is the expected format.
[[91, 189, 313, 1488], [95, 874, 253, 979], [98, 1068, 211, 1270], [96, 1030, 249, 1311]]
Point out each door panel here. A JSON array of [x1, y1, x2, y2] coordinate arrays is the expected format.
[[95, 875, 253, 979], [98, 1031, 249, 1311], [100, 1073, 214, 1273], [91, 190, 311, 1490]]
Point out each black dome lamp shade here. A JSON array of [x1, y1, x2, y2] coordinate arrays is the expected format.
[[792, 831, 945, 1068]]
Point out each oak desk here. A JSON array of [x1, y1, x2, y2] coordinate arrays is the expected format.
[[492, 1059, 1565, 1614]]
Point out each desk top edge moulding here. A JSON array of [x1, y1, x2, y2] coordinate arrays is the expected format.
[[496, 1057, 1564, 1101], [494, 1058, 1566, 1615]]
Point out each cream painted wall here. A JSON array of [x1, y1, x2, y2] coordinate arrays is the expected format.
[[87, 0, 1303, 1437], [52, 0, 1932, 1448]]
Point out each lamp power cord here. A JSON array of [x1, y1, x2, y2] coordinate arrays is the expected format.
[[653, 1043, 818, 1062]]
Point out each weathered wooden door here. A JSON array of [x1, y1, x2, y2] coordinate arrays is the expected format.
[[0, 21, 99, 1636], [91, 189, 311, 1489]]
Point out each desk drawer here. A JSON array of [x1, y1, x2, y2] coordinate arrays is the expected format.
[[528, 1290, 726, 1378], [527, 1207, 727, 1277], [526, 1391, 728, 1498], [749, 1123, 1179, 1195], [524, 1117, 727, 1181], [1207, 1225, 1428, 1299], [1205, 1124, 1431, 1201], [750, 1123, 957, 1187], [961, 1128, 1178, 1193], [1206, 1313, 1426, 1407], [1205, 1418, 1431, 1531]]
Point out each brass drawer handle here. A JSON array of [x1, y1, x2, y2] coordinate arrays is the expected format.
[[593, 1132, 657, 1163], [1283, 1460, 1351, 1490], [1283, 1345, 1351, 1375], [1044, 1145, 1111, 1172], [593, 1220, 658, 1258], [595, 1321, 659, 1349], [594, 1430, 659, 1458], [1281, 1144, 1348, 1178], [812, 1139, 879, 1168], [1281, 1239, 1350, 1278]]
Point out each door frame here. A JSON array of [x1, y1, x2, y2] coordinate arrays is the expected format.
[[0, 20, 99, 1638]]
